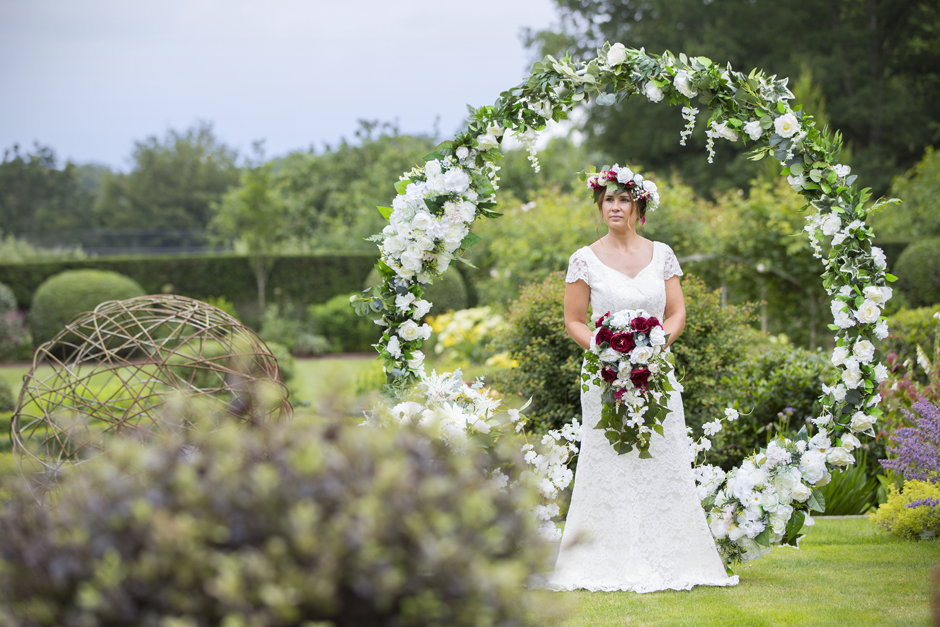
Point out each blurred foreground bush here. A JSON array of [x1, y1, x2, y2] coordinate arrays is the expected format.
[[0, 415, 550, 626]]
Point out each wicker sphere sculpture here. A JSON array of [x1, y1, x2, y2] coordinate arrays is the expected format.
[[12, 295, 292, 484]]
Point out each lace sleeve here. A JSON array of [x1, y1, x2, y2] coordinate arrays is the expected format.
[[663, 244, 684, 281], [566, 248, 591, 286]]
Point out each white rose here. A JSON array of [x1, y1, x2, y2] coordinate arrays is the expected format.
[[412, 299, 432, 318], [400, 247, 424, 272], [853, 340, 875, 364], [642, 179, 658, 193], [833, 164, 851, 177], [486, 123, 504, 137], [426, 160, 444, 179], [395, 292, 416, 314], [831, 346, 849, 367], [435, 256, 451, 274], [724, 408, 739, 421], [787, 174, 805, 187], [744, 120, 763, 141], [790, 482, 812, 502], [443, 168, 470, 193], [840, 433, 861, 452], [710, 120, 739, 142], [863, 285, 892, 304], [827, 447, 855, 467], [607, 42, 627, 65], [850, 411, 876, 433], [774, 112, 800, 138], [831, 233, 847, 247], [874, 363, 889, 382], [411, 211, 433, 231], [673, 70, 698, 98], [649, 326, 666, 346], [600, 347, 619, 362], [398, 320, 422, 342], [407, 351, 425, 370], [455, 146, 469, 160], [875, 320, 889, 340], [386, 336, 402, 358], [871, 246, 887, 270], [799, 449, 827, 484], [819, 213, 841, 237], [643, 81, 664, 103], [631, 345, 655, 364], [828, 383, 847, 402], [854, 300, 882, 324], [842, 368, 864, 389], [476, 133, 499, 151]]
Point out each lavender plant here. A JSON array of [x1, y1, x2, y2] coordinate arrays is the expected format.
[[880, 400, 940, 484]]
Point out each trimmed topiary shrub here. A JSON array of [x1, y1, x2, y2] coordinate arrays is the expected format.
[[0, 415, 548, 626], [29, 270, 145, 347], [895, 238, 940, 308], [308, 293, 382, 353]]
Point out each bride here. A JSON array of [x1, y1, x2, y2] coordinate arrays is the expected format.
[[543, 165, 738, 593]]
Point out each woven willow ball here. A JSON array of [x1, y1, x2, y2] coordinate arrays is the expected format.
[[11, 295, 292, 486]]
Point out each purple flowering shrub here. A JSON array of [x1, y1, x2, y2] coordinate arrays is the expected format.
[[880, 400, 940, 483]]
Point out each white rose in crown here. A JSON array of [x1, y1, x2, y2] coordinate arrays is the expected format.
[[774, 112, 800, 138], [854, 300, 882, 324], [643, 81, 664, 103], [607, 42, 627, 66], [863, 285, 892, 304], [819, 213, 841, 237], [642, 179, 658, 193], [744, 120, 763, 140], [850, 411, 876, 433], [673, 70, 698, 98]]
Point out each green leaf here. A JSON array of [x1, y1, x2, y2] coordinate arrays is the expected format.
[[394, 179, 410, 195], [376, 206, 393, 221], [784, 510, 806, 546], [885, 273, 898, 283], [460, 232, 483, 250], [755, 527, 771, 547], [808, 488, 827, 513]]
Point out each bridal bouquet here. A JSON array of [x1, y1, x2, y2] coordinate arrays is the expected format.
[[582, 309, 674, 457]]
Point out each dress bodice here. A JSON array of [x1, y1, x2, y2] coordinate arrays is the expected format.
[[565, 241, 683, 320]]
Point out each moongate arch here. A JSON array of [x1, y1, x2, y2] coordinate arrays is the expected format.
[[354, 43, 896, 564]]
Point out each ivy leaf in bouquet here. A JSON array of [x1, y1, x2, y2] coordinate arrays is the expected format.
[[582, 308, 674, 458]]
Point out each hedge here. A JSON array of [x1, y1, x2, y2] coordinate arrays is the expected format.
[[0, 252, 378, 314], [895, 238, 940, 308]]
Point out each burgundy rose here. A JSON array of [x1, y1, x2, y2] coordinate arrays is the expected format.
[[647, 316, 661, 329], [630, 367, 652, 390], [631, 316, 653, 334], [601, 367, 618, 383], [610, 332, 636, 353], [596, 327, 614, 346], [595, 311, 611, 328]]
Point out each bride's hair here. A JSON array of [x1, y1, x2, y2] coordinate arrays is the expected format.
[[595, 193, 648, 237]]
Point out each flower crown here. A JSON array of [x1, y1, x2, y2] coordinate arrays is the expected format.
[[583, 164, 661, 212]]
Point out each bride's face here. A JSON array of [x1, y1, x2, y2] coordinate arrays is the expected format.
[[599, 191, 638, 230]]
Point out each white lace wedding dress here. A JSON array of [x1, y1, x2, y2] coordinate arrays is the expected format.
[[543, 242, 739, 593]]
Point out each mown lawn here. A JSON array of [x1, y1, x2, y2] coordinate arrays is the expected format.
[[531, 517, 939, 627]]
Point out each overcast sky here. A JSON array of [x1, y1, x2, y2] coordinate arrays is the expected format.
[[0, 0, 560, 170]]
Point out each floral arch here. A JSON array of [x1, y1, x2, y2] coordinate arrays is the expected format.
[[354, 43, 895, 564]]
